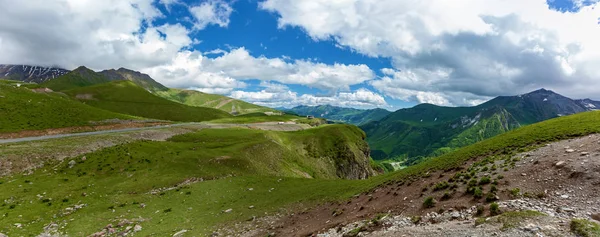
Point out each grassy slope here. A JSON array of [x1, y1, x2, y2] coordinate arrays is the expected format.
[[156, 89, 277, 115], [2, 111, 600, 235], [0, 125, 374, 235], [64, 81, 231, 122], [0, 80, 132, 133], [41, 67, 111, 92]]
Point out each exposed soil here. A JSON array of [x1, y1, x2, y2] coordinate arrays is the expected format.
[[234, 134, 600, 237], [0, 120, 170, 139]]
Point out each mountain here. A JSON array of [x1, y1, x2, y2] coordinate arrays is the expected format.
[[575, 98, 600, 111], [363, 89, 600, 161], [0, 64, 69, 83], [40, 66, 112, 91], [155, 88, 278, 115], [284, 105, 391, 125], [64, 80, 231, 122], [0, 79, 132, 133], [99, 68, 168, 92]]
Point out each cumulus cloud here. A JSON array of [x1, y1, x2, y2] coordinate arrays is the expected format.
[[0, 0, 184, 70], [145, 47, 375, 92], [188, 0, 233, 30], [260, 0, 600, 105], [230, 83, 387, 108]]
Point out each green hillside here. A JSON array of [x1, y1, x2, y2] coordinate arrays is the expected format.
[[0, 124, 376, 235], [363, 89, 594, 161], [285, 105, 391, 125], [63, 81, 231, 122], [2, 105, 600, 235], [100, 68, 168, 92], [41, 66, 112, 91], [155, 88, 277, 115], [0, 80, 133, 133]]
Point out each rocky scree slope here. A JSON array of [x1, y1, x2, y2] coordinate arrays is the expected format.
[[0, 64, 69, 83], [242, 131, 600, 237]]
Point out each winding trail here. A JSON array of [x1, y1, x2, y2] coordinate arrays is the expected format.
[[0, 122, 308, 144]]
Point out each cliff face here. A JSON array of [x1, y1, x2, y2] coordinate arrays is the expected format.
[[300, 124, 377, 180]]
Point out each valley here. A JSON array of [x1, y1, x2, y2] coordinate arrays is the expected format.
[[1, 64, 600, 237]]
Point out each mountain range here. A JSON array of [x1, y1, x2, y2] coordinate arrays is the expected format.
[[0, 64, 69, 83], [362, 88, 600, 162], [0, 64, 273, 115], [283, 105, 391, 125]]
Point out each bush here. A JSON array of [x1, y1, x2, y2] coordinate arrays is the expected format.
[[433, 181, 450, 191], [510, 188, 520, 197], [490, 203, 501, 216], [570, 219, 600, 237], [473, 187, 483, 199], [423, 197, 436, 208], [478, 176, 491, 185], [490, 185, 498, 193], [486, 192, 498, 202], [476, 205, 485, 216]]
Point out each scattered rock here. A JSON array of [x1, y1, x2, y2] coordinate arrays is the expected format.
[[68, 160, 77, 168], [223, 209, 232, 213], [134, 224, 142, 232], [560, 194, 569, 199], [173, 229, 188, 237], [591, 213, 600, 222], [14, 223, 22, 228], [140, 203, 146, 208], [82, 156, 87, 161], [555, 161, 566, 168], [0, 233, 7, 237], [566, 149, 575, 153], [521, 173, 527, 176]]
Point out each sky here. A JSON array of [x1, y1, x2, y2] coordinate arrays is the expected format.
[[1, 0, 600, 110]]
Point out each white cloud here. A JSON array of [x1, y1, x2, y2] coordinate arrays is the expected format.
[[147, 47, 375, 92], [0, 0, 184, 70], [260, 0, 600, 105], [230, 84, 387, 109], [189, 0, 233, 30]]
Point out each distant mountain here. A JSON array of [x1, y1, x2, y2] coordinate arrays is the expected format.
[[155, 89, 278, 115], [575, 99, 600, 111], [41, 66, 112, 91], [99, 68, 168, 92], [284, 105, 391, 125], [0, 64, 69, 83], [363, 89, 600, 161]]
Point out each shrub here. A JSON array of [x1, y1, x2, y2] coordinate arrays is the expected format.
[[570, 219, 600, 237], [423, 197, 436, 208], [473, 187, 483, 199], [490, 203, 501, 216], [411, 215, 422, 224], [478, 176, 491, 185], [476, 205, 485, 216], [490, 185, 498, 193], [510, 188, 520, 197], [433, 181, 450, 191], [486, 192, 498, 202]]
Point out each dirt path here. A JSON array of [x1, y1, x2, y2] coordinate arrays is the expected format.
[[236, 134, 600, 237]]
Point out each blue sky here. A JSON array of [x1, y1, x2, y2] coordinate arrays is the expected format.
[[2, 0, 600, 110]]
